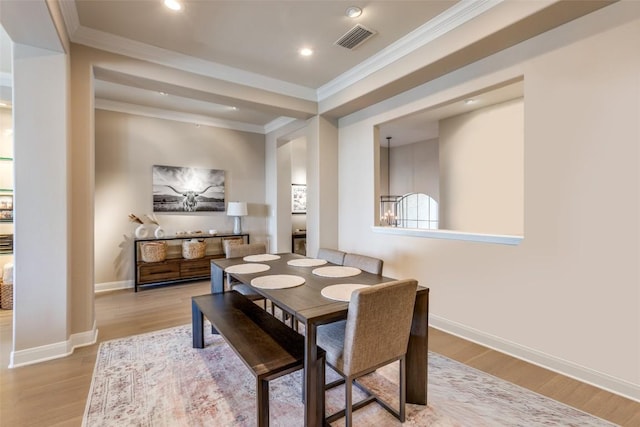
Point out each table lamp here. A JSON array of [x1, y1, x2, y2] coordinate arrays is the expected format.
[[227, 202, 248, 234]]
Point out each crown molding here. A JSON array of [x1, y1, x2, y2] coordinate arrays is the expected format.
[[95, 99, 267, 134], [317, 0, 503, 101], [59, 0, 501, 107], [59, 2, 316, 102], [264, 117, 298, 134]]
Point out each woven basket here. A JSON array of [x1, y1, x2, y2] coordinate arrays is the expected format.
[[140, 241, 167, 262], [182, 240, 206, 259], [1, 282, 13, 310]]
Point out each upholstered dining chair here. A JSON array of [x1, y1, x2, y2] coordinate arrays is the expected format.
[[317, 248, 346, 265], [343, 253, 383, 275], [225, 243, 268, 309], [316, 279, 418, 426]]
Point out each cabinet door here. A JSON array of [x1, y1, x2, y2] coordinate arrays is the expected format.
[[138, 261, 180, 283], [180, 258, 211, 278]]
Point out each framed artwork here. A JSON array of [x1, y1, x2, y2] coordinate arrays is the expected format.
[[0, 194, 13, 222], [152, 165, 225, 212], [292, 184, 307, 214]]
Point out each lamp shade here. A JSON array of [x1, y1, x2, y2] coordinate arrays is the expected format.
[[227, 202, 248, 217]]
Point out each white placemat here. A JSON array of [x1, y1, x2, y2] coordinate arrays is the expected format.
[[224, 263, 270, 274], [287, 258, 328, 267], [251, 274, 305, 289], [312, 266, 362, 278], [321, 284, 371, 302], [243, 254, 281, 262]]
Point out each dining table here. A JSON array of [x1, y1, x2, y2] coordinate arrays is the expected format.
[[210, 253, 429, 427]]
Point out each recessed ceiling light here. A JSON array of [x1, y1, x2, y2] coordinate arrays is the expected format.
[[164, 0, 182, 11], [229, 106, 238, 111], [299, 47, 313, 57], [345, 6, 362, 18], [159, 91, 168, 96], [464, 98, 477, 105]]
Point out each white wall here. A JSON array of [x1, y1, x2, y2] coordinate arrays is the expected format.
[[94, 110, 267, 287], [440, 98, 524, 234], [382, 138, 440, 200], [290, 136, 307, 233], [12, 44, 72, 361], [338, 3, 640, 400]]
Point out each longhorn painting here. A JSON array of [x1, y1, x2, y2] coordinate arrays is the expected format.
[[152, 165, 225, 212]]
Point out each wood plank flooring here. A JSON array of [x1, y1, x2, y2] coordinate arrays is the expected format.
[[1, 281, 638, 426]]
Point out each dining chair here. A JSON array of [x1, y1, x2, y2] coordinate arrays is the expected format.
[[225, 243, 268, 309], [343, 253, 383, 275], [317, 248, 346, 265], [316, 279, 418, 426]]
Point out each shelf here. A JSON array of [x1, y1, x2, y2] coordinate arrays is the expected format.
[[133, 233, 250, 291]]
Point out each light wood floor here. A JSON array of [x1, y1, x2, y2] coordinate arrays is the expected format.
[[1, 281, 638, 426]]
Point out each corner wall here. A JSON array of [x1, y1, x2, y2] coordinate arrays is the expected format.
[[338, 3, 640, 400], [94, 110, 267, 287]]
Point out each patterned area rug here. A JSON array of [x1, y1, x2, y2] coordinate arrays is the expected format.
[[83, 324, 615, 426]]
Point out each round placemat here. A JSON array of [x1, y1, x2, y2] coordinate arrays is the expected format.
[[321, 284, 371, 302], [243, 254, 281, 262], [251, 274, 305, 289], [312, 266, 362, 278], [287, 258, 328, 267], [225, 263, 271, 274]]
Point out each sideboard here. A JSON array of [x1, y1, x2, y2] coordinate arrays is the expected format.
[[134, 233, 249, 291]]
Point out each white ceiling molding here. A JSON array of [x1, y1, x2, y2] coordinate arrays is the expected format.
[[317, 0, 503, 101], [58, 0, 500, 106], [58, 2, 316, 102], [95, 99, 266, 134], [264, 117, 298, 135]]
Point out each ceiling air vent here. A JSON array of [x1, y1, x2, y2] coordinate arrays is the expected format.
[[335, 24, 376, 50]]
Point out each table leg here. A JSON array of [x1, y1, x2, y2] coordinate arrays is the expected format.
[[211, 263, 224, 294], [192, 300, 204, 349], [304, 322, 325, 427], [406, 289, 429, 404]]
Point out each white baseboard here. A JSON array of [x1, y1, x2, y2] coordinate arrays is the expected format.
[[10, 320, 98, 368], [429, 314, 640, 403], [95, 280, 133, 293]]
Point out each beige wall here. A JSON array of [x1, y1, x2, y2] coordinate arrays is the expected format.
[[338, 4, 639, 400], [94, 110, 267, 286], [440, 98, 524, 234]]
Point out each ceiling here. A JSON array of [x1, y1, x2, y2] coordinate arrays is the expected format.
[[0, 0, 613, 142]]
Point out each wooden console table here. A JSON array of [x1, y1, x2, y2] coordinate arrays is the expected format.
[[134, 233, 249, 291]]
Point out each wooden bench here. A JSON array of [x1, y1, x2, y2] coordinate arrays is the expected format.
[[192, 291, 323, 427]]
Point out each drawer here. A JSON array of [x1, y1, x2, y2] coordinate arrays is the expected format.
[[138, 261, 180, 283], [180, 258, 211, 277]]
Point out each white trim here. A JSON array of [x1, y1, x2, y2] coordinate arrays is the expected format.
[[95, 99, 265, 134], [430, 314, 640, 403], [317, 0, 503, 101], [59, 1, 315, 102], [264, 117, 298, 134], [372, 226, 522, 245], [9, 321, 98, 368], [94, 279, 133, 293]]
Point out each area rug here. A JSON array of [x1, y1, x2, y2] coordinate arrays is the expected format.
[[83, 324, 615, 426]]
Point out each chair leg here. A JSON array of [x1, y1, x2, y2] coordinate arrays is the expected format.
[[345, 377, 353, 427], [400, 356, 406, 422]]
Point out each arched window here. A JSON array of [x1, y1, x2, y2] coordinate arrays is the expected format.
[[396, 193, 438, 230]]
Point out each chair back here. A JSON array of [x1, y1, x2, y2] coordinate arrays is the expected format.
[[343, 253, 383, 275], [317, 248, 346, 265], [226, 243, 267, 259], [342, 279, 417, 375]]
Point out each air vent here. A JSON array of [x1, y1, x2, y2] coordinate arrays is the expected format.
[[335, 24, 376, 50]]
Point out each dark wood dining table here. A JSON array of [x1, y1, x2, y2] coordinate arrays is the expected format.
[[211, 253, 429, 427]]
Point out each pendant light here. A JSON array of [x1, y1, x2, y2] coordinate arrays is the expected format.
[[380, 136, 401, 226]]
